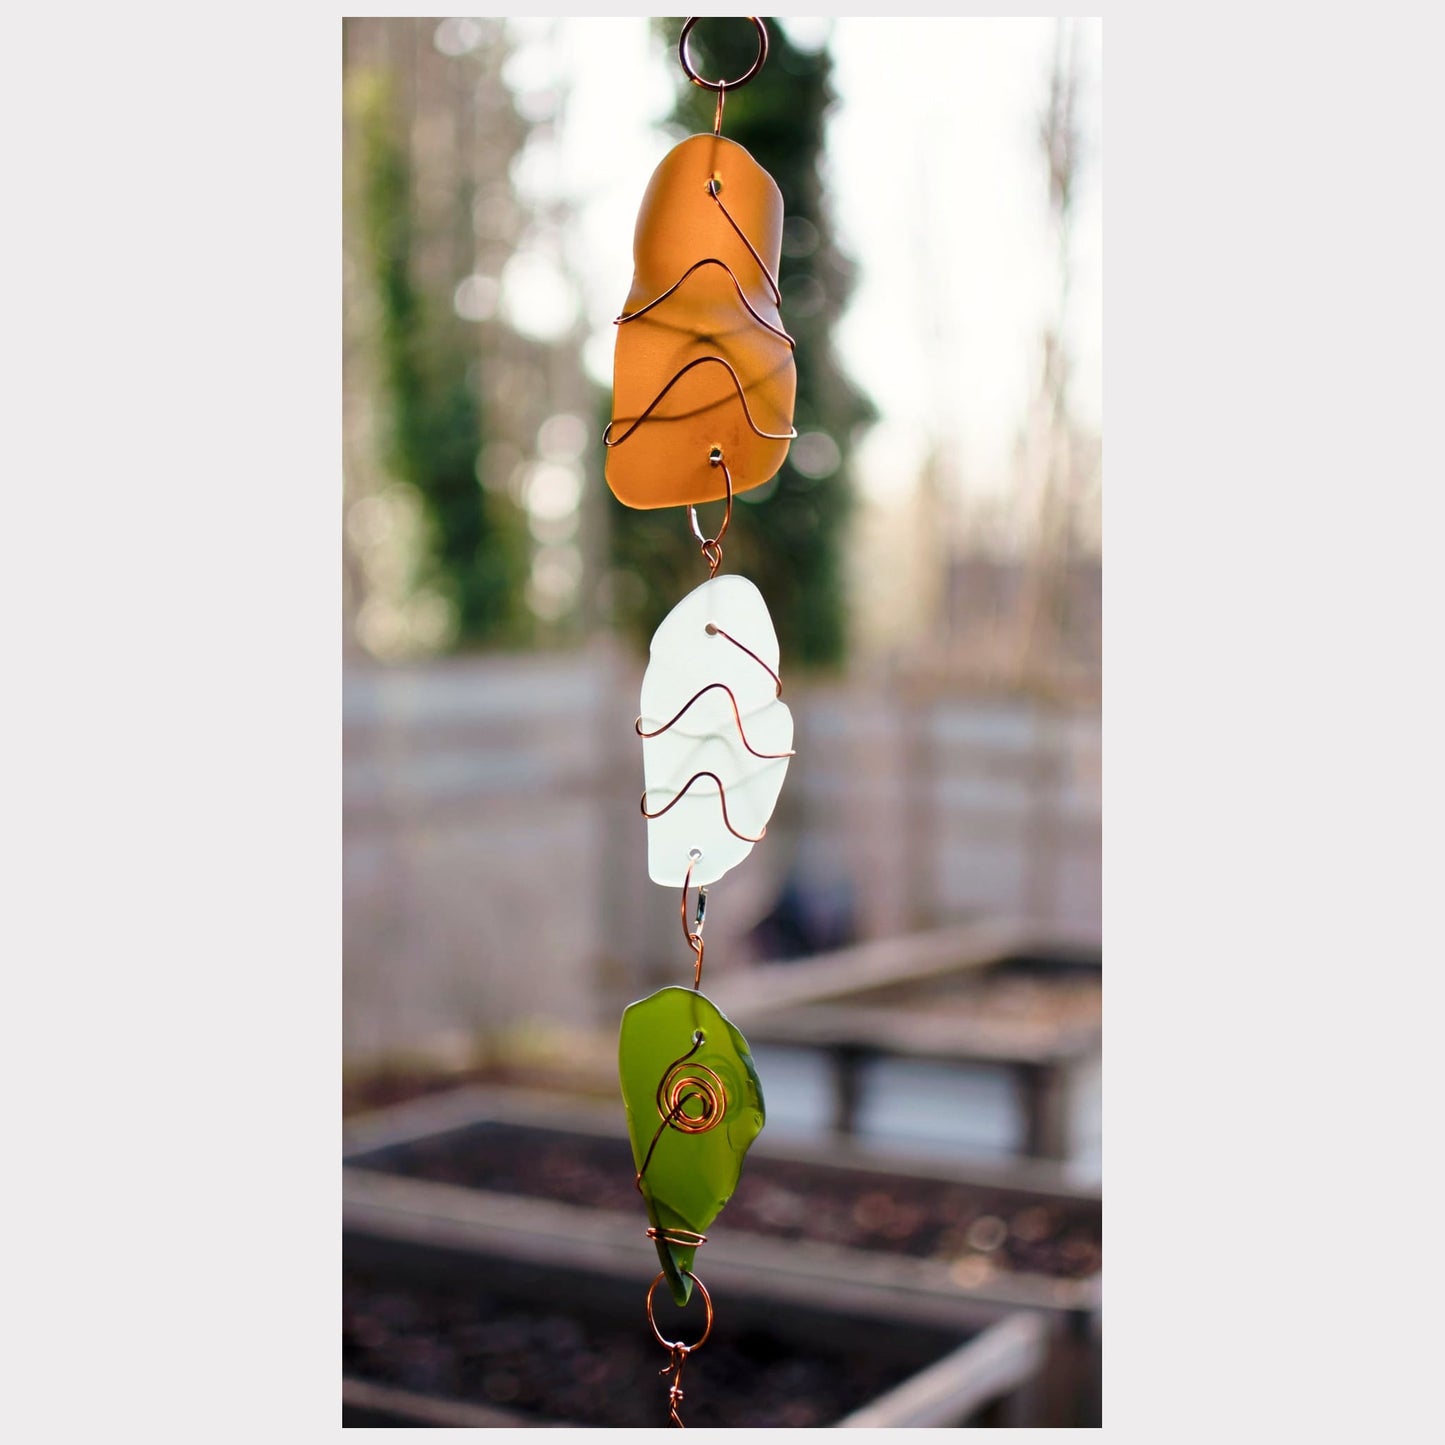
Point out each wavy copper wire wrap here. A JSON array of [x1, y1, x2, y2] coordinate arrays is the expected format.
[[617, 257, 795, 350], [704, 177, 783, 307], [602, 355, 796, 450], [637, 606, 788, 840], [635, 681, 795, 761], [640, 770, 767, 844], [705, 621, 783, 696], [606, 60, 795, 514]]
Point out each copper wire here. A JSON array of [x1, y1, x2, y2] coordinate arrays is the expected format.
[[678, 16, 769, 94], [689, 453, 732, 577], [636, 1029, 727, 1194], [705, 177, 783, 308], [647, 1226, 709, 1249], [603, 355, 797, 450], [636, 682, 795, 761], [646, 1271, 712, 1352], [681, 851, 707, 989], [626, 20, 771, 1431], [657, 1058, 726, 1134], [614, 257, 795, 349], [646, 1269, 714, 1428], [705, 622, 784, 697], [640, 770, 767, 843]]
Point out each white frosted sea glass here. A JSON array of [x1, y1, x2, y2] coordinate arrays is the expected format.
[[639, 575, 793, 886]]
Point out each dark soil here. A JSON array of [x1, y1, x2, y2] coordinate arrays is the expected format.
[[343, 1265, 942, 1428], [356, 1122, 1102, 1284]]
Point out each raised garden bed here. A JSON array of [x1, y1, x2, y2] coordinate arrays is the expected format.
[[730, 943, 1102, 1160], [355, 1118, 1100, 1294], [345, 1084, 1100, 1313], [342, 1233, 1043, 1428], [344, 1084, 1100, 1424]]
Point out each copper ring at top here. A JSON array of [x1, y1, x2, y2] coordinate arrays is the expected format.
[[646, 1270, 714, 1352], [678, 17, 769, 92]]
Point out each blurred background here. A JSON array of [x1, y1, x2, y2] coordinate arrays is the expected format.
[[343, 16, 1102, 1427]]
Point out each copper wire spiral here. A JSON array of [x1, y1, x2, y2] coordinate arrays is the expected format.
[[656, 1058, 726, 1134], [636, 1031, 727, 1191]]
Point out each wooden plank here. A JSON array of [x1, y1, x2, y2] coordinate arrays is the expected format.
[[835, 1311, 1049, 1428], [343, 1167, 1099, 1322], [341, 1083, 615, 1160], [1018, 1062, 1077, 1161], [725, 919, 1046, 1021], [743, 1001, 1100, 1068], [342, 1080, 1103, 1201], [342, 1376, 564, 1428]]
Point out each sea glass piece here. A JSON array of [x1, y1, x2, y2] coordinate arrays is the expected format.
[[639, 574, 792, 887], [608, 132, 796, 509], [620, 986, 766, 1306]]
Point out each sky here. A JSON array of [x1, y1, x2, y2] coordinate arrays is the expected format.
[[492, 16, 1102, 515]]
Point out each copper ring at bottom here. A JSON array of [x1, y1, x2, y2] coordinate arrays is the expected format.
[[646, 1270, 714, 1352]]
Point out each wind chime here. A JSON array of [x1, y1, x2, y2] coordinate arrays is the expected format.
[[607, 17, 796, 1428]]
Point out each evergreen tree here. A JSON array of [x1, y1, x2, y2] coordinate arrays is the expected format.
[[347, 42, 531, 651]]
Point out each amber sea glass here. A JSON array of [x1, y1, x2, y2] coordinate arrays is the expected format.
[[608, 133, 796, 509]]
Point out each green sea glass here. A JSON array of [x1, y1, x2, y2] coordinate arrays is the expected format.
[[619, 986, 765, 1306]]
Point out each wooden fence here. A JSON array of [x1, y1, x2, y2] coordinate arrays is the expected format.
[[344, 650, 1100, 1065]]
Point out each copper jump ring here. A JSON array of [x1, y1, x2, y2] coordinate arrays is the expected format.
[[647, 1269, 713, 1428], [646, 1270, 715, 1352], [678, 17, 769, 92], [679, 18, 769, 142]]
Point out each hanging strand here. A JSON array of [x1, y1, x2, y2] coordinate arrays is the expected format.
[[646, 1271, 714, 1429], [626, 19, 774, 1430]]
